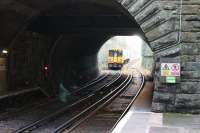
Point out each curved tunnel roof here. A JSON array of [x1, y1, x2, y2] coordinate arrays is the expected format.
[[0, 0, 145, 49], [0, 0, 148, 92]]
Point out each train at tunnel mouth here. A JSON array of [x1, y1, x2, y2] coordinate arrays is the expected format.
[[107, 48, 129, 70]]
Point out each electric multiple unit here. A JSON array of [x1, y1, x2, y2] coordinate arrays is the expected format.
[[107, 48, 129, 69]]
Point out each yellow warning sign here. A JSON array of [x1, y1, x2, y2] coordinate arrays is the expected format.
[[161, 63, 180, 77], [161, 63, 170, 76]]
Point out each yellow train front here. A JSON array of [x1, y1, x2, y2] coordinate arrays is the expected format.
[[107, 49, 124, 70]]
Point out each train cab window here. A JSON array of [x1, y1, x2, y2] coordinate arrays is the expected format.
[[109, 50, 122, 57], [118, 51, 122, 56], [114, 52, 118, 57], [109, 50, 114, 56]]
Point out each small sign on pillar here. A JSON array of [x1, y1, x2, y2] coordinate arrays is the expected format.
[[161, 63, 180, 84], [166, 76, 176, 83]]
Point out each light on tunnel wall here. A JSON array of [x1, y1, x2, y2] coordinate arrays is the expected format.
[[2, 49, 8, 54]]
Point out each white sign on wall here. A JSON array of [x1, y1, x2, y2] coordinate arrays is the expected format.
[[161, 63, 180, 77]]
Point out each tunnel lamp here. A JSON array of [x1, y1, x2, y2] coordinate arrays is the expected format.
[[2, 49, 8, 54]]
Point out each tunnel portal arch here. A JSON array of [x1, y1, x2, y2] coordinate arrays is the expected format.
[[0, 0, 192, 112]]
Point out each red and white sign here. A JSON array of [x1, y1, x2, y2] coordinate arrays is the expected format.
[[161, 63, 180, 77]]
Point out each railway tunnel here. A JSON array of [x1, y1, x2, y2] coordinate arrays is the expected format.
[[0, 0, 146, 94], [1, 0, 200, 113]]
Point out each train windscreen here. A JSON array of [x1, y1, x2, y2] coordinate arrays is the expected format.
[[109, 50, 122, 57]]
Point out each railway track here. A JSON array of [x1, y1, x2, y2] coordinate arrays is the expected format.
[[56, 69, 145, 133], [0, 72, 120, 133], [53, 73, 133, 133], [0, 73, 112, 132], [0, 70, 144, 133], [0, 74, 108, 121]]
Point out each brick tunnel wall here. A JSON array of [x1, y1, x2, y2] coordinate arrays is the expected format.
[[121, 0, 200, 113]]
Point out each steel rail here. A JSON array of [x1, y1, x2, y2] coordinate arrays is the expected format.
[[94, 72, 122, 92], [53, 74, 132, 133], [0, 89, 59, 121], [71, 73, 108, 95], [12, 73, 122, 133], [0, 73, 108, 119], [109, 69, 145, 133], [73, 73, 121, 97]]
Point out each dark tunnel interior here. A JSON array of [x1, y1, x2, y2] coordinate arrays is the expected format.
[[0, 0, 146, 99], [51, 34, 109, 90]]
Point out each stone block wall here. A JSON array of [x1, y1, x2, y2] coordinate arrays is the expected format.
[[121, 0, 200, 113], [152, 56, 181, 112], [152, 0, 200, 113], [176, 0, 200, 113], [141, 41, 154, 71]]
